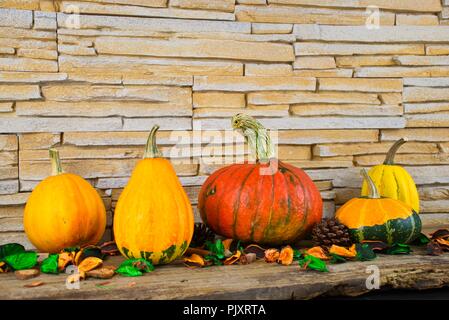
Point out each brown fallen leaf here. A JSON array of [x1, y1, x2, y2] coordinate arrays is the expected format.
[[127, 282, 137, 288], [245, 244, 266, 259], [224, 250, 241, 265], [15, 269, 40, 280], [97, 281, 112, 287], [431, 229, 449, 240], [427, 241, 443, 256], [184, 253, 206, 268], [24, 281, 44, 288]]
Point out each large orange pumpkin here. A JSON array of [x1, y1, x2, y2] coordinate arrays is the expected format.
[[198, 114, 323, 245], [113, 125, 194, 265], [24, 149, 106, 253]]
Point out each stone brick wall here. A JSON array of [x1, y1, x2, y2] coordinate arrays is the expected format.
[[1, 0, 449, 248]]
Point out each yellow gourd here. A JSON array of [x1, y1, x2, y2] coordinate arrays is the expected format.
[[361, 138, 420, 212], [113, 126, 194, 265]]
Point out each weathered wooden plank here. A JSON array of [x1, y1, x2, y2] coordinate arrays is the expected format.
[[1, 249, 449, 299]]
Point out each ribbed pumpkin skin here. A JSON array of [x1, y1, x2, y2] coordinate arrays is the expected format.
[[361, 165, 420, 213], [198, 160, 323, 245], [113, 158, 194, 265], [336, 197, 421, 245], [24, 173, 106, 253]]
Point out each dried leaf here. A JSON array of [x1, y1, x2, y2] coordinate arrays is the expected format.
[[128, 282, 137, 288], [298, 255, 329, 272], [77, 257, 103, 273], [431, 229, 449, 240], [0, 261, 8, 273], [222, 239, 233, 251], [224, 250, 241, 265], [184, 254, 205, 268], [244, 244, 266, 259], [58, 252, 74, 272], [100, 241, 120, 256], [427, 241, 443, 256], [264, 248, 280, 263], [239, 253, 256, 265], [305, 246, 329, 260], [329, 244, 357, 258], [278, 246, 294, 266], [24, 281, 44, 288], [435, 238, 449, 250]]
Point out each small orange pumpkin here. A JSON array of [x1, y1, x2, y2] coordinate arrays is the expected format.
[[24, 149, 106, 253]]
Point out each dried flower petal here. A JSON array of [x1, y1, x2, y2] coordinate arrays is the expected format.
[[435, 238, 449, 250], [329, 244, 357, 258], [224, 250, 241, 265], [277, 246, 294, 266], [183, 254, 205, 268], [77, 257, 103, 273], [58, 252, 74, 272], [264, 248, 280, 263], [24, 281, 44, 288], [305, 246, 329, 260]]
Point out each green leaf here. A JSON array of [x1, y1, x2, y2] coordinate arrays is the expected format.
[[384, 243, 411, 255], [115, 258, 155, 277], [204, 254, 223, 266], [355, 243, 377, 261], [298, 255, 329, 272], [412, 233, 430, 246], [329, 253, 347, 264], [0, 243, 25, 260], [5, 252, 37, 270], [293, 249, 302, 261], [205, 240, 225, 260], [40, 254, 59, 274], [116, 265, 143, 277]]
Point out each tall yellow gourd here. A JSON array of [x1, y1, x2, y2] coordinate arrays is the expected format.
[[361, 138, 420, 212], [113, 125, 194, 265], [24, 149, 106, 253]]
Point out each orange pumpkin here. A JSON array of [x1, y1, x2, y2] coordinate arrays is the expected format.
[[113, 126, 194, 265], [24, 149, 106, 253]]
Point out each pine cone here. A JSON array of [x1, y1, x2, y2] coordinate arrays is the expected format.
[[311, 218, 352, 248], [190, 223, 216, 248]]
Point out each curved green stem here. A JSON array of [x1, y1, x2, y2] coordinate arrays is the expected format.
[[231, 114, 275, 162], [143, 125, 162, 159], [361, 169, 380, 199], [384, 138, 406, 165], [49, 148, 63, 175]]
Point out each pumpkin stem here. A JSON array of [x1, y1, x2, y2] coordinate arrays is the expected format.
[[231, 114, 275, 162], [361, 169, 380, 199], [143, 125, 162, 159], [49, 148, 64, 175], [384, 138, 406, 165]]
